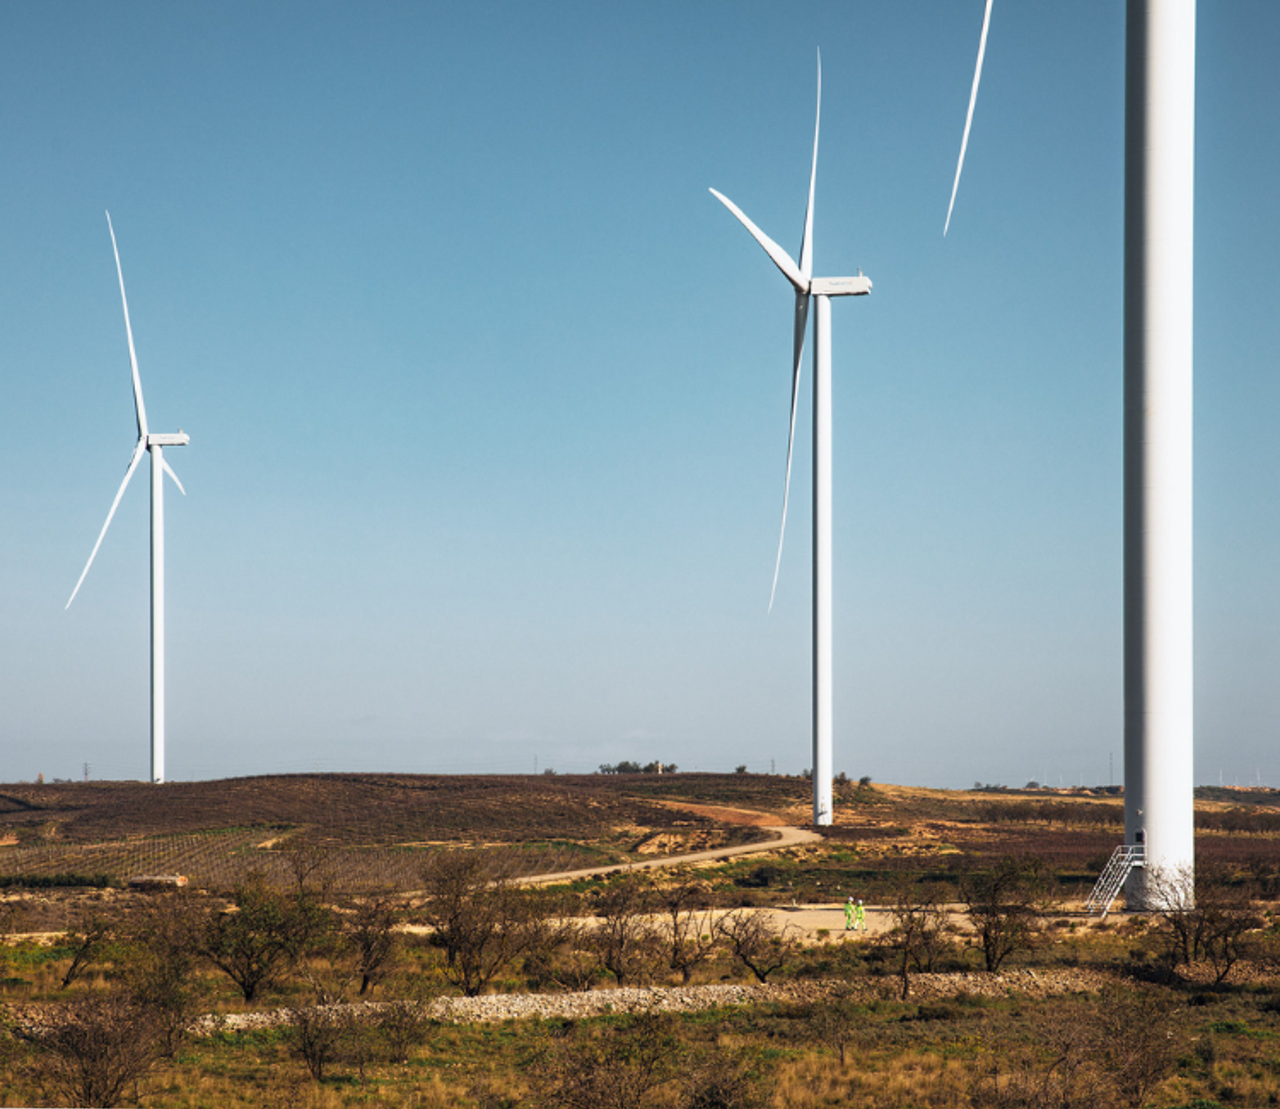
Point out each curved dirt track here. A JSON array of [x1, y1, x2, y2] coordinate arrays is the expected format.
[[519, 824, 822, 887]]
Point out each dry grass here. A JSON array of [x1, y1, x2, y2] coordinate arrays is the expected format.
[[4, 943, 1280, 1107], [3, 773, 1280, 1106]]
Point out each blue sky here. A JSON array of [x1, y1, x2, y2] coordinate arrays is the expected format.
[[2, 2, 1277, 789]]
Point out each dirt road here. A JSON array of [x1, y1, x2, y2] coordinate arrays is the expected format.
[[514, 806, 898, 943], [518, 823, 822, 887]]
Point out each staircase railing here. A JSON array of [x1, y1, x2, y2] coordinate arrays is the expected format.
[[1085, 844, 1146, 918]]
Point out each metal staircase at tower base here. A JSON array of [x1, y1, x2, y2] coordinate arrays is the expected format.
[[1086, 845, 1146, 918]]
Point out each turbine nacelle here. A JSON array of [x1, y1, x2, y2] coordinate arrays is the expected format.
[[147, 432, 190, 448], [810, 275, 872, 297]]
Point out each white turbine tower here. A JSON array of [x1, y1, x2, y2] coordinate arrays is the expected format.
[[946, 0, 1196, 907], [66, 213, 190, 785], [710, 55, 871, 826]]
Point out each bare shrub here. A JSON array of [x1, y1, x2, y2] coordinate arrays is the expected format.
[[287, 1004, 347, 1082], [376, 995, 437, 1065], [0, 899, 23, 978], [969, 1057, 1064, 1109], [467, 1074, 524, 1109], [20, 994, 162, 1108], [1202, 894, 1262, 984], [715, 909, 797, 983], [367, 968, 440, 1064], [1248, 923, 1280, 1005], [1089, 989, 1181, 1108], [121, 890, 209, 1056], [969, 990, 1179, 1109], [679, 1046, 770, 1109], [527, 1011, 680, 1109], [521, 893, 597, 992]]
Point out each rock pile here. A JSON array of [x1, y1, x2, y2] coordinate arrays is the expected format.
[[196, 967, 1115, 1033]]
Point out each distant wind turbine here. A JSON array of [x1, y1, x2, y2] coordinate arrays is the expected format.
[[710, 54, 871, 826], [944, 0, 1196, 908], [66, 213, 190, 785]]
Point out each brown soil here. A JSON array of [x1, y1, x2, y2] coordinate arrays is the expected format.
[[651, 799, 788, 827]]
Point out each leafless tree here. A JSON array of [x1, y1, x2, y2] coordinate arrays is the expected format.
[[202, 872, 333, 1002], [715, 909, 797, 983], [341, 892, 401, 995], [959, 855, 1048, 972], [59, 906, 115, 989], [592, 873, 664, 987], [1146, 864, 1262, 983], [1144, 864, 1200, 975], [883, 880, 954, 999], [660, 873, 717, 985], [418, 849, 541, 997], [282, 840, 334, 897], [804, 986, 861, 1066]]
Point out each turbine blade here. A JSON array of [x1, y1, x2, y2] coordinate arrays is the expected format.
[[798, 51, 820, 282], [65, 439, 146, 609], [944, 0, 994, 237], [709, 188, 808, 293], [161, 456, 186, 496], [106, 212, 149, 439], [769, 290, 810, 613]]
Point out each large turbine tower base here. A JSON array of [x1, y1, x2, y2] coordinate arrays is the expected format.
[[1123, 0, 1196, 908], [942, 0, 1197, 909]]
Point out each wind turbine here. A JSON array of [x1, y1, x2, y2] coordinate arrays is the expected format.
[[945, 0, 1196, 908], [66, 212, 190, 785], [710, 55, 871, 826]]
